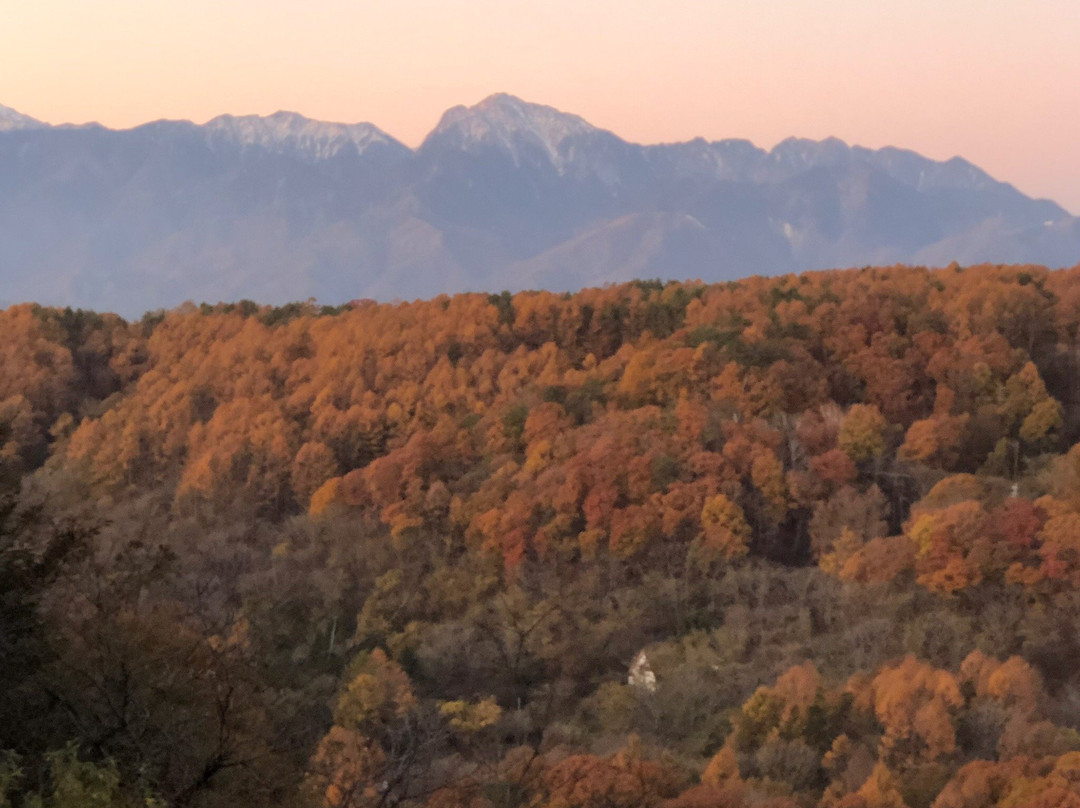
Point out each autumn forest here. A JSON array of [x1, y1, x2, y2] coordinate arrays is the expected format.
[[7, 264, 1080, 808]]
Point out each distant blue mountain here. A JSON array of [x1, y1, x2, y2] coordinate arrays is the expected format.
[[2, 94, 1077, 316]]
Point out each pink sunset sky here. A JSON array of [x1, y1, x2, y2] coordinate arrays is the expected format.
[[4, 0, 1079, 212]]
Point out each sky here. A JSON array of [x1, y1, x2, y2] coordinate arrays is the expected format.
[[3, 0, 1079, 212]]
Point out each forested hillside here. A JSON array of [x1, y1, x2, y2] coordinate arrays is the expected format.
[[6, 264, 1080, 807]]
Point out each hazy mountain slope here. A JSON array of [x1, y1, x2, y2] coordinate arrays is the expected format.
[[1, 94, 1077, 315], [0, 116, 411, 312], [0, 103, 46, 131]]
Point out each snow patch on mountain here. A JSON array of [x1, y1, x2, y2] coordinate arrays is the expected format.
[[204, 111, 401, 160], [770, 136, 852, 171], [426, 93, 600, 171]]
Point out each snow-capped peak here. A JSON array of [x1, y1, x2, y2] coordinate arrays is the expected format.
[[425, 93, 600, 169], [0, 104, 46, 132], [203, 110, 401, 160]]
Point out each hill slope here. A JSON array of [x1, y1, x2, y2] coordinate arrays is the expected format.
[[7, 267, 1080, 806]]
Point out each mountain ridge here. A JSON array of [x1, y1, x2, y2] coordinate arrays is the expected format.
[[1, 93, 1077, 316], [0, 103, 46, 131], [4, 94, 1037, 191]]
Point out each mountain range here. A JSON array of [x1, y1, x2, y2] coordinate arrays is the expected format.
[[2, 93, 1078, 316]]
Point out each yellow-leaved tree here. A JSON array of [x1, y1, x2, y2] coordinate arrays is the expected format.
[[693, 494, 751, 568]]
